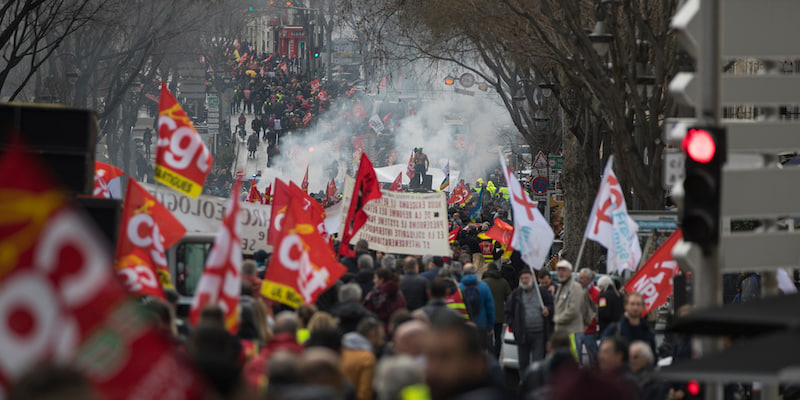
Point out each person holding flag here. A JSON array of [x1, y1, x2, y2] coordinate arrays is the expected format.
[[440, 160, 450, 191], [301, 165, 309, 193]]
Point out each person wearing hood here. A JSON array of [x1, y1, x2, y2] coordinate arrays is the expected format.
[[331, 283, 376, 334], [341, 317, 383, 400], [458, 266, 495, 345], [364, 267, 407, 338], [481, 262, 511, 359]]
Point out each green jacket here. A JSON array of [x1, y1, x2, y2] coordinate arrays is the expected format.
[[482, 269, 512, 324]]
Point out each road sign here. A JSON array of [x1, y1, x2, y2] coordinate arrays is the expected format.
[[663, 151, 686, 190], [453, 88, 474, 97], [671, 73, 800, 106], [547, 155, 563, 170], [532, 176, 548, 195], [721, 167, 800, 219], [208, 95, 219, 108], [533, 151, 548, 168]]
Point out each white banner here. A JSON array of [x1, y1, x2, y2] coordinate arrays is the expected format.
[[142, 183, 271, 254], [339, 177, 450, 256]]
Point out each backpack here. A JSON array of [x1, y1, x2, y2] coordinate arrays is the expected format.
[[463, 284, 482, 319]]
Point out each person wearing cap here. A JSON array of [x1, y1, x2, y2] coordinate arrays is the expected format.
[[553, 260, 586, 339]]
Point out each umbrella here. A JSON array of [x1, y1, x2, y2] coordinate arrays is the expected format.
[[658, 329, 800, 383], [669, 293, 800, 336], [245, 70, 257, 77]]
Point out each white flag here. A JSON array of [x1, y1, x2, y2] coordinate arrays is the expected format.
[[499, 155, 554, 270], [584, 157, 641, 273], [368, 114, 385, 133]]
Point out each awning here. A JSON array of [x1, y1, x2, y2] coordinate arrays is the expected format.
[[658, 329, 800, 383]]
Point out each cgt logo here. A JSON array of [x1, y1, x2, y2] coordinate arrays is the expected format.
[[126, 210, 168, 267], [277, 232, 330, 303], [158, 108, 211, 174]]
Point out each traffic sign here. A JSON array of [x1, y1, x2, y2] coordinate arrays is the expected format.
[[532, 176, 548, 195], [663, 151, 685, 190], [547, 155, 563, 171], [208, 95, 219, 108], [533, 151, 548, 168], [721, 167, 800, 219]]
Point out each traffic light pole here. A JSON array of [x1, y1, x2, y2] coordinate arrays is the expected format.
[[697, 1, 722, 399]]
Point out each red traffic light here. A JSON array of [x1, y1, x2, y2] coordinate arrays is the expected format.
[[682, 128, 716, 163], [687, 380, 701, 396]]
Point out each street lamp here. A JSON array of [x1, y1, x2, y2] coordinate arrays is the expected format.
[[589, 20, 613, 57], [533, 109, 551, 130]]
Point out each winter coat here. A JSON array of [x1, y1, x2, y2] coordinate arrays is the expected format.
[[399, 273, 429, 311], [364, 280, 407, 334], [504, 286, 554, 345], [331, 300, 376, 334], [355, 268, 375, 297], [419, 266, 441, 281], [458, 274, 495, 331], [481, 269, 511, 324], [341, 332, 376, 400], [603, 315, 657, 357], [421, 298, 462, 321], [553, 277, 586, 334], [597, 286, 624, 334], [243, 332, 304, 389]]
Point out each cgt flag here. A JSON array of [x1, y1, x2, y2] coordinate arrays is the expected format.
[[447, 181, 471, 205], [325, 178, 337, 207], [268, 179, 327, 247], [405, 151, 415, 179], [500, 155, 554, 270], [0, 144, 205, 399], [93, 161, 124, 199], [339, 154, 382, 258], [263, 183, 272, 205], [485, 218, 514, 248], [190, 176, 243, 333], [389, 172, 403, 192], [247, 178, 263, 203], [155, 82, 213, 198], [301, 165, 309, 193], [115, 177, 187, 298], [261, 197, 346, 308], [624, 230, 682, 317], [585, 157, 641, 273]]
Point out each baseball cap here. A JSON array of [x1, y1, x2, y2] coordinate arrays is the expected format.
[[555, 260, 573, 270]]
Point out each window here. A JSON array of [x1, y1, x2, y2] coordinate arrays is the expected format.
[[175, 241, 212, 297]]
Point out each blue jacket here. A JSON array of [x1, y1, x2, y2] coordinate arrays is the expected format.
[[459, 274, 495, 330]]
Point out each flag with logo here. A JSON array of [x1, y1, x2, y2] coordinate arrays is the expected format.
[[248, 178, 263, 203], [339, 154, 382, 257], [190, 176, 243, 333], [301, 165, 309, 193], [310, 78, 321, 92], [389, 172, 403, 192], [353, 135, 365, 164], [269, 179, 327, 246], [448, 181, 471, 205], [624, 230, 682, 316], [115, 177, 187, 298], [155, 82, 213, 198], [317, 89, 328, 102], [261, 197, 347, 308], [500, 155, 554, 270], [279, 61, 288, 73], [468, 185, 484, 222], [440, 160, 450, 191], [368, 114, 385, 133], [302, 110, 312, 126], [263, 183, 272, 205], [93, 161, 125, 199], [325, 178, 337, 207], [485, 218, 515, 248], [0, 143, 205, 399], [585, 156, 642, 273], [405, 151, 415, 179], [448, 227, 460, 243]]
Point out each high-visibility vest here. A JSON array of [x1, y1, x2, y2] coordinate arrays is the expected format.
[[479, 239, 495, 263], [445, 289, 470, 319]]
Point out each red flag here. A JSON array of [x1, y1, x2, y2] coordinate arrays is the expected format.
[[115, 177, 187, 298], [301, 165, 309, 193], [247, 178, 263, 203], [339, 154, 382, 257], [485, 218, 514, 248], [317, 89, 328, 102], [447, 182, 472, 205], [353, 135, 365, 164], [279, 61, 288, 73], [190, 177, 243, 333], [155, 82, 213, 198], [325, 178, 337, 207], [302, 110, 312, 126], [352, 102, 367, 120], [268, 179, 326, 246], [263, 183, 272, 205], [346, 86, 356, 96], [310, 78, 321, 92], [0, 144, 205, 398], [405, 151, 415, 179], [624, 229, 683, 317], [449, 227, 460, 242], [382, 112, 393, 123], [379, 76, 387, 90], [389, 172, 403, 192], [93, 161, 124, 198], [261, 197, 346, 308]]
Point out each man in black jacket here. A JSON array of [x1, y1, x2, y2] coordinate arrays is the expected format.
[[505, 269, 554, 372], [399, 256, 429, 311], [597, 276, 624, 334], [330, 283, 376, 334]]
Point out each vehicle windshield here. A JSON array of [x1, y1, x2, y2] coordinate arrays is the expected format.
[[175, 241, 212, 297]]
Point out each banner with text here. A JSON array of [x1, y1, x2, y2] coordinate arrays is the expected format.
[[142, 183, 271, 254], [341, 178, 450, 256]]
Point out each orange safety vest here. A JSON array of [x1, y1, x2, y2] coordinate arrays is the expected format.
[[479, 240, 495, 263], [445, 288, 470, 319]]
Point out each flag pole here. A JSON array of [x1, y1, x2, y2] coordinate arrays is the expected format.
[[573, 236, 588, 272], [532, 266, 545, 306]]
